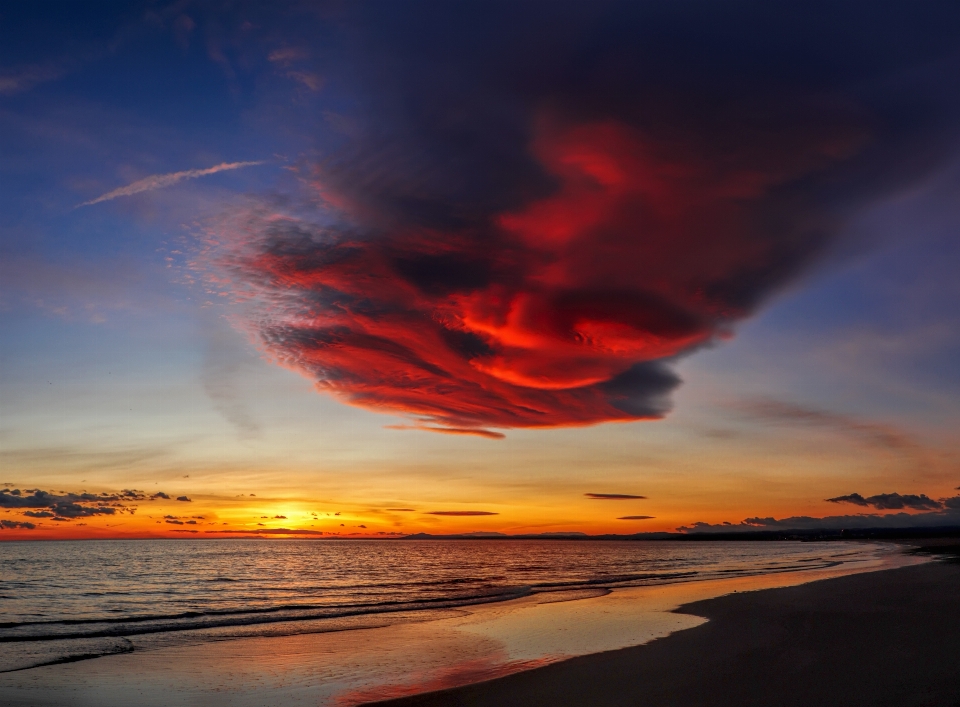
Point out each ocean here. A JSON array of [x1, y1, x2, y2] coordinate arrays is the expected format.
[[1, 538, 897, 675]]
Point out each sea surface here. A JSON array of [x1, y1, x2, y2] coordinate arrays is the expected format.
[[0, 538, 896, 674]]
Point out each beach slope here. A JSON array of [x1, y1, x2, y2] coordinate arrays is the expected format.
[[370, 558, 960, 707]]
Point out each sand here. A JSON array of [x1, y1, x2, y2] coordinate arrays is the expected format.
[[369, 556, 960, 707]]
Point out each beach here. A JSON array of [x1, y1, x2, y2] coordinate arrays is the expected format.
[[1, 541, 944, 706], [373, 548, 960, 707]]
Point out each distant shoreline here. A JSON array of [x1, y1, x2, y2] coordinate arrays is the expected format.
[[4, 527, 960, 542]]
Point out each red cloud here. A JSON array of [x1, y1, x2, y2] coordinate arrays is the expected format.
[[212, 115, 864, 436]]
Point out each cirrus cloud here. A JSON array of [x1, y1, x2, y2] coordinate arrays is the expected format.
[[79, 161, 265, 207]]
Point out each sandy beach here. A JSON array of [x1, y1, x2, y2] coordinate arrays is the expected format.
[[372, 550, 960, 707]]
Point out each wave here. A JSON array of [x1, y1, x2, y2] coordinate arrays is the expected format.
[[0, 587, 535, 642], [1, 561, 845, 643]]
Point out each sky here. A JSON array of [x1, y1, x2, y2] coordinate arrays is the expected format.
[[2, 0, 960, 540]]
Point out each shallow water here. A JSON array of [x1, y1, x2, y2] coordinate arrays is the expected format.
[[1, 538, 900, 674]]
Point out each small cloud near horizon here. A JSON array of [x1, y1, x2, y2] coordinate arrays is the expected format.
[[617, 515, 655, 520], [0, 519, 37, 530], [425, 511, 499, 516], [680, 491, 960, 533], [585, 493, 647, 500], [826, 492, 943, 511]]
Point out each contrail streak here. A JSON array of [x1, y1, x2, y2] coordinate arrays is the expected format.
[[78, 161, 265, 206]]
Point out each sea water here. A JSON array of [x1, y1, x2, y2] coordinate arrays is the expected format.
[[1, 538, 897, 674]]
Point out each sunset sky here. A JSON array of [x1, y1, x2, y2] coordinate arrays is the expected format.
[[2, 1, 960, 540]]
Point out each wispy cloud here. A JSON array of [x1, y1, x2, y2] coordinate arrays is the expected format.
[[617, 515, 655, 520], [78, 161, 265, 206], [425, 511, 499, 516], [737, 398, 913, 451], [585, 493, 647, 500], [385, 424, 505, 439], [0, 63, 66, 95]]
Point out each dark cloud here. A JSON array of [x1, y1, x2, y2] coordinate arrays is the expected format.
[[586, 493, 647, 500], [177, 496, 192, 502], [274, 515, 287, 519], [151, 492, 170, 500], [0, 520, 36, 529], [826, 492, 944, 511], [207, 2, 960, 435], [165, 519, 184, 525], [0, 488, 123, 519], [0, 520, 37, 530], [617, 516, 655, 520], [425, 511, 499, 516], [680, 503, 960, 533]]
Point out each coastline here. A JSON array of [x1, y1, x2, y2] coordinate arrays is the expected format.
[[368, 545, 960, 707], [0, 541, 925, 706]]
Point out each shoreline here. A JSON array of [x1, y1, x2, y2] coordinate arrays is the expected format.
[[0, 541, 923, 706], [368, 544, 960, 707], [1, 539, 892, 675]]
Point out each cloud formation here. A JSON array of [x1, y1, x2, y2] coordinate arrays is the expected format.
[[79, 161, 264, 206], [586, 493, 647, 500], [0, 487, 194, 523], [0, 63, 66, 95], [0, 488, 144, 520], [681, 493, 960, 533], [739, 399, 914, 451], [617, 516, 655, 520], [826, 492, 943, 511], [0, 520, 36, 530], [209, 3, 960, 435], [425, 511, 499, 516]]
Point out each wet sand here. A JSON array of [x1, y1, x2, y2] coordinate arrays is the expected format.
[[371, 555, 960, 707]]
